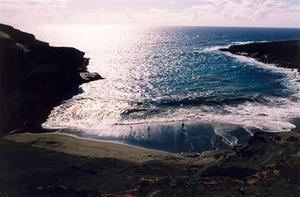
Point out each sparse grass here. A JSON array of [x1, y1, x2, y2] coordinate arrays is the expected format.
[[3, 133, 182, 164], [1, 131, 299, 196], [3, 132, 226, 168]]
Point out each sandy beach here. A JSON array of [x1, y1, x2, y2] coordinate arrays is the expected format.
[[1, 130, 299, 196], [1, 24, 300, 196]]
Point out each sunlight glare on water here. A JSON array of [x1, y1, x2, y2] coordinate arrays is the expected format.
[[26, 25, 300, 152]]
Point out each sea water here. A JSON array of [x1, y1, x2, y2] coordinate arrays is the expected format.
[[26, 25, 300, 153]]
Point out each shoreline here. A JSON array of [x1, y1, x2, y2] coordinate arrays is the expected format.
[[3, 132, 179, 163], [1, 130, 299, 196], [1, 24, 300, 196], [219, 40, 300, 71], [40, 110, 300, 154], [39, 40, 300, 153], [23, 130, 177, 156], [40, 120, 252, 153], [220, 45, 300, 94]]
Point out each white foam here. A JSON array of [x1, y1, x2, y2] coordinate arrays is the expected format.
[[200, 45, 231, 52], [199, 41, 267, 52], [43, 89, 300, 134], [221, 46, 300, 98], [200, 44, 300, 133], [43, 40, 300, 139], [232, 40, 267, 45], [213, 125, 238, 146]]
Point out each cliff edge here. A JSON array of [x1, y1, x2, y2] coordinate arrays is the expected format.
[[219, 40, 300, 71], [0, 24, 102, 134]]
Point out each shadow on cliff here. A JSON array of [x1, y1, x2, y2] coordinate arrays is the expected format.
[[0, 23, 103, 135]]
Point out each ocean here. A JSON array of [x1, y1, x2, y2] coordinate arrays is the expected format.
[[26, 25, 300, 153]]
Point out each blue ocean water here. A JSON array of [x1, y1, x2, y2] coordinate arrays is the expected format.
[[32, 26, 300, 153]]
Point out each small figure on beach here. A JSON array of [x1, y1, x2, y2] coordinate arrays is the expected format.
[[147, 125, 151, 139], [181, 121, 188, 136]]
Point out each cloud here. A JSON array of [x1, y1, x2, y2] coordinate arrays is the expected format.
[[182, 0, 300, 27], [0, 0, 299, 27], [124, 9, 134, 20], [149, 8, 168, 13], [0, 0, 69, 8], [0, 0, 70, 26], [183, 4, 217, 19]]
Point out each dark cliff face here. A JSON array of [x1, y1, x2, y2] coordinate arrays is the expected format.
[[219, 40, 300, 71], [0, 23, 103, 134]]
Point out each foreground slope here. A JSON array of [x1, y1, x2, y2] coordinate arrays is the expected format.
[[0, 131, 299, 196]]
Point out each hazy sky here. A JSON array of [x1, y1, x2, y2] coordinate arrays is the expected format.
[[0, 0, 299, 28]]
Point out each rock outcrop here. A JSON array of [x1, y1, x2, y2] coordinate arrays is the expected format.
[[219, 40, 300, 71], [0, 23, 103, 135]]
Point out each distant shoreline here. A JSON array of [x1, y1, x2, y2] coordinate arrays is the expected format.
[[219, 40, 300, 71], [1, 24, 300, 196]]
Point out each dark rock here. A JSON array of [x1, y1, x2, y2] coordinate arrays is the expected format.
[[219, 40, 300, 71], [79, 72, 103, 83], [286, 136, 299, 143], [0, 23, 103, 135], [241, 132, 277, 157], [239, 188, 245, 194], [201, 131, 300, 182]]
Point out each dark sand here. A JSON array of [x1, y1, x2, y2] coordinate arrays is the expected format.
[[1, 131, 299, 196], [1, 24, 300, 196]]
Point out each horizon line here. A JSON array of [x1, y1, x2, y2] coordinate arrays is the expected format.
[[17, 24, 300, 30], [1, 21, 300, 30]]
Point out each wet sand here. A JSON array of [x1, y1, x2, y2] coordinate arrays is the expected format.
[[1, 131, 299, 196]]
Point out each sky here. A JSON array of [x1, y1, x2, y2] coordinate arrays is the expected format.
[[0, 0, 300, 28]]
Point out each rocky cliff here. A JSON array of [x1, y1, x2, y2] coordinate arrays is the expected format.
[[0, 24, 102, 135], [219, 40, 300, 71]]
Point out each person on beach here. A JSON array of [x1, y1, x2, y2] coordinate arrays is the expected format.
[[147, 125, 151, 139]]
